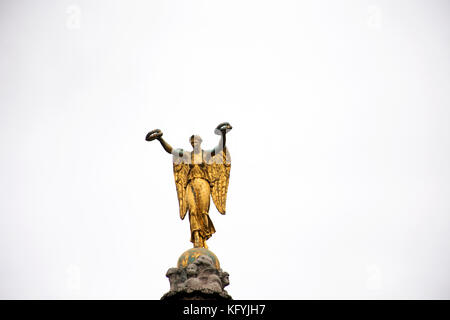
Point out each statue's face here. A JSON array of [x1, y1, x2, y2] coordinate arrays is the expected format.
[[186, 263, 198, 276], [221, 272, 230, 286], [190, 135, 202, 148], [196, 255, 213, 266]]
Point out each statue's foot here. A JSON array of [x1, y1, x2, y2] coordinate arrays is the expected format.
[[193, 242, 201, 248], [193, 231, 201, 248]]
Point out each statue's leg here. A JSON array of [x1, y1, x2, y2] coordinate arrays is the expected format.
[[195, 180, 212, 234], [196, 179, 215, 247], [201, 237, 208, 249], [187, 179, 215, 248], [193, 231, 202, 248], [186, 182, 202, 248]]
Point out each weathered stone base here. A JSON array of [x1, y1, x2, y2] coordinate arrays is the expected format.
[[161, 251, 232, 301], [161, 288, 232, 301]]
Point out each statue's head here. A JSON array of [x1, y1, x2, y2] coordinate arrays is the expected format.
[[220, 271, 230, 288], [190, 135, 202, 148], [186, 263, 198, 277], [195, 255, 214, 267]]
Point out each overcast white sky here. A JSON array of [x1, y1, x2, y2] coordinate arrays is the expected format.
[[1, 0, 449, 299]]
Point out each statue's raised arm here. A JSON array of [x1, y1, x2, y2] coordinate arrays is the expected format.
[[210, 122, 232, 157], [146, 129, 182, 156]]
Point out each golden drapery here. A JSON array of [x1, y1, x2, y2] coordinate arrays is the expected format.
[[173, 148, 231, 248]]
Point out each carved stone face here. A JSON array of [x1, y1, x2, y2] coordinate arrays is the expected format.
[[220, 271, 230, 288], [195, 255, 214, 267], [189, 135, 202, 149], [186, 263, 198, 277]]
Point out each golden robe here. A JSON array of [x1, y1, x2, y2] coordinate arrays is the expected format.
[[173, 149, 231, 247]]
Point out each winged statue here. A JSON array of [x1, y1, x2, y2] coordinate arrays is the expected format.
[[145, 122, 232, 248]]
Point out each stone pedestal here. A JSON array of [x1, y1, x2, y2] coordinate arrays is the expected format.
[[161, 248, 232, 301]]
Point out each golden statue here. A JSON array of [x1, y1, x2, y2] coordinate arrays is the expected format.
[[146, 122, 232, 249]]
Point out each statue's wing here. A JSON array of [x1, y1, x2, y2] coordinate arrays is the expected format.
[[206, 148, 231, 215], [173, 152, 190, 220]]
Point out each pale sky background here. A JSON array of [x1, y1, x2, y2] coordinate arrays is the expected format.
[[1, 0, 449, 299]]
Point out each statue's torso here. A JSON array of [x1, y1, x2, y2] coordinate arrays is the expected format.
[[188, 150, 208, 181]]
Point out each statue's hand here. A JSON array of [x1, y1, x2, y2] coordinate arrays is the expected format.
[[145, 129, 163, 141], [214, 122, 232, 135]]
